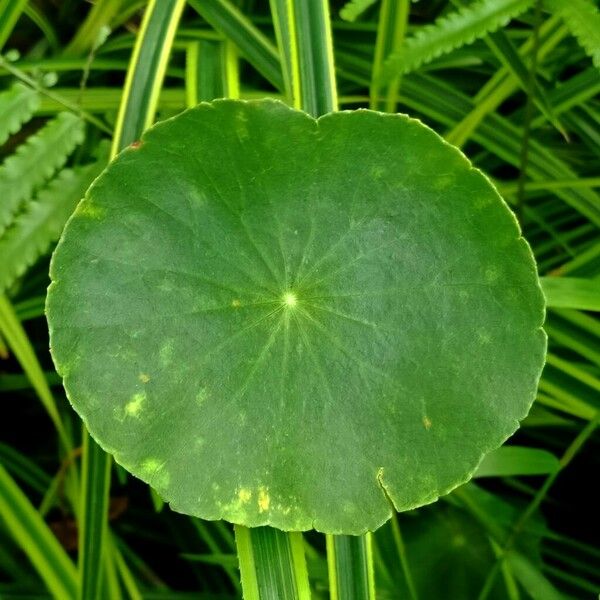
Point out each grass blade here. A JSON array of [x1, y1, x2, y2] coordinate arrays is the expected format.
[[474, 446, 559, 478], [326, 534, 376, 600], [0, 462, 78, 600], [370, 0, 410, 112], [0, 0, 28, 50], [290, 0, 338, 115], [78, 430, 112, 600], [235, 525, 310, 600], [188, 0, 283, 91], [541, 277, 600, 311], [111, 0, 186, 154]]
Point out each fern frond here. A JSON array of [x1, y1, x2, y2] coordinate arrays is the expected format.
[[0, 159, 105, 293], [340, 0, 379, 22], [546, 0, 600, 68], [379, 0, 535, 83], [0, 83, 39, 146], [0, 112, 84, 235]]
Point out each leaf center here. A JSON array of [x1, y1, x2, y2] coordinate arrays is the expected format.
[[282, 291, 298, 308]]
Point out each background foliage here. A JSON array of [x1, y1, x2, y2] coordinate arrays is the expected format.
[[0, 0, 599, 598]]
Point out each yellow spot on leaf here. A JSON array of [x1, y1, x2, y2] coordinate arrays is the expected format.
[[125, 392, 145, 417], [231, 299, 241, 308], [258, 487, 270, 512], [139, 373, 150, 383], [238, 488, 252, 503], [423, 416, 432, 430]]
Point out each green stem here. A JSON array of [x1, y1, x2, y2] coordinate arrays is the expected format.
[[235, 525, 311, 600]]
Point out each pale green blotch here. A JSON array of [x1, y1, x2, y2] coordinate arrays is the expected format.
[[159, 340, 174, 365], [433, 174, 455, 190], [125, 392, 145, 417], [485, 266, 500, 283], [78, 200, 105, 220], [371, 166, 386, 179], [477, 329, 492, 345], [140, 458, 170, 489], [196, 387, 208, 406]]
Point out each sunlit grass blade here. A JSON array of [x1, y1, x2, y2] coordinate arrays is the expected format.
[[474, 446, 559, 478], [444, 15, 566, 147], [327, 534, 376, 600], [0, 462, 78, 600], [188, 0, 283, 91], [370, 0, 409, 112], [110, 533, 143, 600], [541, 276, 600, 311], [269, 0, 299, 106], [289, 0, 338, 115], [339, 0, 378, 22], [111, 0, 186, 154], [65, 0, 124, 56], [185, 39, 237, 106], [235, 525, 310, 600], [0, 0, 28, 50]]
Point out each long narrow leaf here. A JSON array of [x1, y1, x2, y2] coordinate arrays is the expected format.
[[78, 430, 112, 600], [541, 277, 600, 311], [111, 0, 185, 154], [0, 0, 28, 50], [327, 534, 376, 600], [188, 0, 283, 91], [235, 525, 310, 600], [0, 462, 78, 600]]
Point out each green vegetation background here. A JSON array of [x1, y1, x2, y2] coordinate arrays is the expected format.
[[0, 0, 599, 598]]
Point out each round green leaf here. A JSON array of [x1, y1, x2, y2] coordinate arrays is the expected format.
[[47, 100, 546, 534]]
